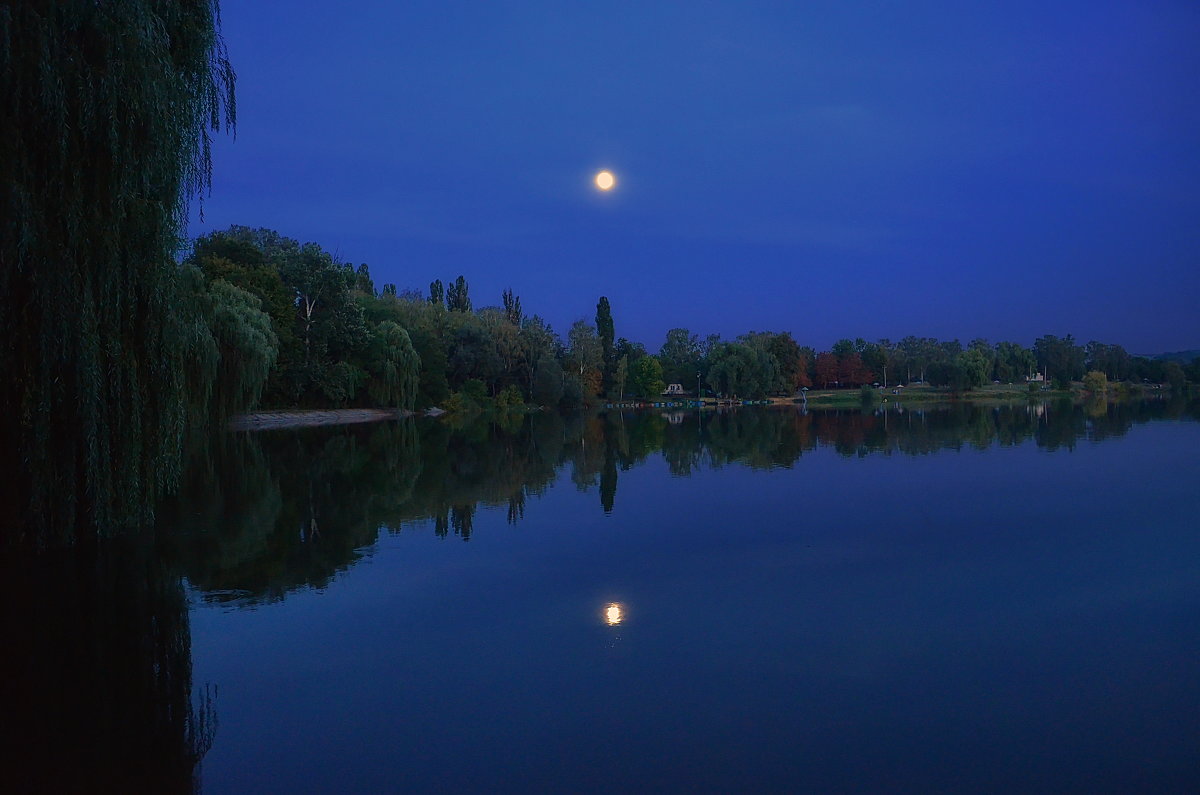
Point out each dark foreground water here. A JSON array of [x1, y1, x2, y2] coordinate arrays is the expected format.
[[4, 400, 1199, 793]]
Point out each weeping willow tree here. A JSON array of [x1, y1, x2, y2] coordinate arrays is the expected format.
[[367, 321, 421, 411], [0, 2, 235, 545], [206, 278, 279, 423]]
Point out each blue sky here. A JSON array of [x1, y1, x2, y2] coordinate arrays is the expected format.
[[188, 1, 1200, 353]]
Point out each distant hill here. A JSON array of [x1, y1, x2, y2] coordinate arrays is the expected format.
[[1137, 350, 1200, 363]]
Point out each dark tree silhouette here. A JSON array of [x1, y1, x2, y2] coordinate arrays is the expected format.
[[1, 2, 235, 545]]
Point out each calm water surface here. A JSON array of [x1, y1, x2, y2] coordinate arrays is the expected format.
[[6, 401, 1199, 792]]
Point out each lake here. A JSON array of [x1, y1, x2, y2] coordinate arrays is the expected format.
[[5, 400, 1198, 792]]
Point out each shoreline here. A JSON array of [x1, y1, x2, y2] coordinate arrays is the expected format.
[[228, 408, 412, 431], [231, 385, 1175, 429]]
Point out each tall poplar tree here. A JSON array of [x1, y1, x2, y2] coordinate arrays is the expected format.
[[0, 2, 235, 544], [595, 296, 615, 394], [447, 275, 472, 312]]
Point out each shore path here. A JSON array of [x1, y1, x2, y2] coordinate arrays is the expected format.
[[228, 408, 412, 431]]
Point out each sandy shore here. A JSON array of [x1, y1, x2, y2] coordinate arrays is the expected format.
[[228, 408, 412, 431]]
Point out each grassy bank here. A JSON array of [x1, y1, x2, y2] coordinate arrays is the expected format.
[[785, 383, 1062, 408], [789, 381, 1176, 408]]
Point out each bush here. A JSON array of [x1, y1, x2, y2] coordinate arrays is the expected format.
[[441, 392, 471, 414], [444, 378, 491, 414], [1083, 370, 1108, 394], [495, 384, 525, 411], [461, 379, 489, 405]]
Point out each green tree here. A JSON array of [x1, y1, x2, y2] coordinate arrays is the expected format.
[[446, 275, 471, 312], [831, 339, 856, 359], [1034, 334, 1086, 385], [1082, 370, 1108, 395], [447, 319, 502, 392], [478, 307, 525, 394], [367, 292, 450, 407], [460, 379, 489, 404], [353, 263, 374, 295], [495, 384, 525, 411], [1129, 356, 1165, 384], [859, 341, 887, 385], [519, 315, 559, 396], [659, 328, 703, 387], [741, 332, 807, 393], [968, 339, 996, 381], [532, 355, 565, 406], [898, 336, 940, 382], [1187, 357, 1200, 385], [1, 1, 234, 542], [596, 296, 615, 393], [614, 337, 647, 364], [275, 242, 370, 405], [707, 342, 777, 398], [566, 320, 603, 398], [629, 357, 666, 399], [189, 230, 296, 355], [927, 359, 967, 391], [995, 341, 1036, 383], [428, 279, 445, 305], [1085, 341, 1132, 381], [1163, 362, 1186, 393], [408, 325, 450, 407], [204, 279, 279, 423], [878, 340, 903, 387], [560, 373, 586, 409], [365, 322, 420, 411], [502, 288, 523, 326], [957, 349, 990, 389], [939, 339, 964, 362], [614, 355, 630, 400]]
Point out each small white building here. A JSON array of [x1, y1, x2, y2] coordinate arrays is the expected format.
[[662, 383, 685, 395]]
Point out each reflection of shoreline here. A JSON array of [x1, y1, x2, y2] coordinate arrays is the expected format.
[[165, 399, 1197, 608]]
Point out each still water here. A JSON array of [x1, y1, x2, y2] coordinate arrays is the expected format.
[[6, 401, 1199, 792]]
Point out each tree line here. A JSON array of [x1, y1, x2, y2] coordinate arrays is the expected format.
[[185, 225, 1200, 417]]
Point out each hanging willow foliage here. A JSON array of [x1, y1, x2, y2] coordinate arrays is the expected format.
[[206, 278, 279, 423], [367, 322, 421, 412], [0, 2, 234, 545]]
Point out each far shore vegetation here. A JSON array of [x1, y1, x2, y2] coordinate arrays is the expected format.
[[186, 225, 1198, 422]]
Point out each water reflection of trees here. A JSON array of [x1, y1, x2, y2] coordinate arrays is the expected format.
[[4, 397, 1189, 790], [0, 540, 211, 793], [162, 414, 575, 605], [165, 398, 1197, 606], [682, 398, 1195, 464]]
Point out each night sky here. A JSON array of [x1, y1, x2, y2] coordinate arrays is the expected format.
[[187, 1, 1199, 353]]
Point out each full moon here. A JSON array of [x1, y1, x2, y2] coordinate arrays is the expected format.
[[594, 170, 616, 191]]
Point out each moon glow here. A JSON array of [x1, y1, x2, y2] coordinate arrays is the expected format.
[[594, 170, 616, 191]]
